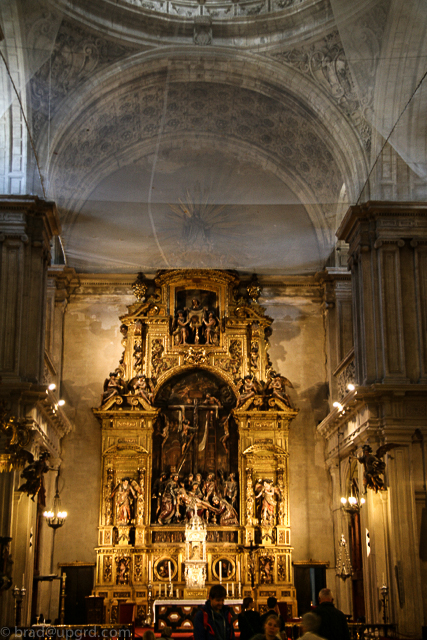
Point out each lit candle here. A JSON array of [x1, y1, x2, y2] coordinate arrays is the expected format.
[[168, 561, 172, 582], [219, 561, 222, 583]]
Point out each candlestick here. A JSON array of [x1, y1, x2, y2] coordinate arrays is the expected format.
[[149, 560, 152, 582], [232, 583, 235, 597], [226, 583, 229, 596], [237, 561, 240, 582], [168, 561, 172, 582], [219, 561, 222, 583]]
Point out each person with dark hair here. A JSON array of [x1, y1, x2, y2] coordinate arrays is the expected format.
[[238, 597, 263, 640], [160, 626, 173, 640], [250, 614, 281, 640], [260, 598, 284, 632], [193, 584, 235, 640], [315, 589, 350, 640]]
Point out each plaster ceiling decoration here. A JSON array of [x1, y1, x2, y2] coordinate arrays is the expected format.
[[1, 0, 427, 274]]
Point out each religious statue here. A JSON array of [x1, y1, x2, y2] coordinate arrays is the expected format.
[[129, 375, 154, 404], [260, 556, 274, 584], [186, 299, 206, 343], [173, 310, 191, 345], [254, 478, 281, 527], [266, 372, 293, 408], [111, 477, 141, 525], [102, 372, 125, 404], [223, 472, 238, 510], [355, 443, 399, 493], [211, 494, 239, 526], [202, 311, 219, 345], [18, 451, 51, 501], [152, 471, 168, 519], [158, 473, 181, 524], [236, 376, 259, 408], [116, 556, 130, 585], [219, 415, 230, 453], [180, 418, 197, 453]]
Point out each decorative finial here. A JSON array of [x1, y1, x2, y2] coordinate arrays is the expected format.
[[132, 272, 147, 302], [247, 275, 261, 303]]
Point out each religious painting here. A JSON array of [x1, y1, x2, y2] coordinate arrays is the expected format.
[[213, 558, 235, 581], [172, 289, 219, 346], [151, 370, 239, 525], [155, 557, 177, 581]]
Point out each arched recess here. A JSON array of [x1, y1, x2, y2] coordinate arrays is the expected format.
[[151, 367, 239, 511], [42, 46, 369, 211]]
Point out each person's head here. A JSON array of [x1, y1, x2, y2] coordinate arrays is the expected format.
[[242, 597, 254, 611], [209, 584, 227, 611], [263, 614, 280, 640], [318, 588, 333, 603], [161, 627, 172, 638], [302, 613, 321, 634], [143, 631, 156, 640], [267, 596, 277, 610]]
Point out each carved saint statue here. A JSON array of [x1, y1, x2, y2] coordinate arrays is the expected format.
[[254, 478, 281, 527], [111, 477, 141, 525]]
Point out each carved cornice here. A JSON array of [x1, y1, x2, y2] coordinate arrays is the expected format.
[[317, 384, 427, 459]]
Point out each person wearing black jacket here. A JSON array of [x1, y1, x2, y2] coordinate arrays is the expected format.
[[315, 589, 350, 640], [194, 584, 235, 640], [238, 597, 263, 640]]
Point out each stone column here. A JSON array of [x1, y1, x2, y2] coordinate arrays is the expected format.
[[337, 202, 427, 386], [0, 196, 60, 385], [336, 202, 427, 635]]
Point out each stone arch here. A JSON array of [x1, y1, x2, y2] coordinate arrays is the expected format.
[[43, 46, 368, 210]]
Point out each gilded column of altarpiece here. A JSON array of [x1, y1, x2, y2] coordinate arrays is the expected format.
[[93, 270, 298, 623]]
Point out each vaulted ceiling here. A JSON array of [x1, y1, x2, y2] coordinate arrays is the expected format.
[[1, 0, 426, 272]]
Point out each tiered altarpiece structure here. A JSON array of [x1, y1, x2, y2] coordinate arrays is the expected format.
[[93, 270, 298, 624]]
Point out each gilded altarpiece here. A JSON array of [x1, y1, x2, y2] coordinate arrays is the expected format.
[[93, 270, 298, 623]]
